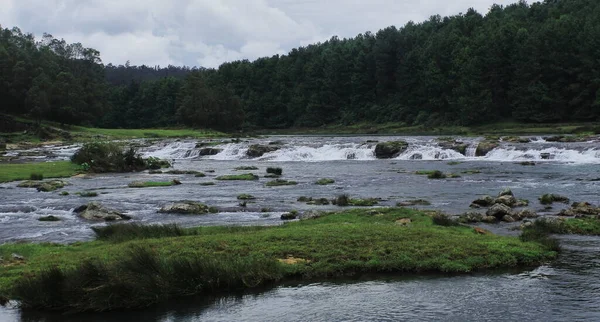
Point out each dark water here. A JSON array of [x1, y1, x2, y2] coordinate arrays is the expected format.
[[1, 136, 600, 321], [2, 235, 599, 322]]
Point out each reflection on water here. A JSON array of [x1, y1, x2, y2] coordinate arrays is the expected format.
[[2, 236, 599, 322]]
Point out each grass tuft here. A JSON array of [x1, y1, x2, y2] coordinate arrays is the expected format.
[[315, 178, 335, 185], [91, 223, 186, 242], [265, 179, 297, 187], [216, 173, 259, 181]]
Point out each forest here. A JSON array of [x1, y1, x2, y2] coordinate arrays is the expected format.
[[0, 0, 599, 132]]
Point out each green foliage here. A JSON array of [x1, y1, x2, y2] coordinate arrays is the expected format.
[[0, 161, 81, 183], [427, 170, 447, 179], [71, 142, 146, 173], [145, 157, 171, 170], [92, 224, 186, 242], [237, 194, 256, 200], [266, 167, 283, 176], [127, 181, 178, 188]]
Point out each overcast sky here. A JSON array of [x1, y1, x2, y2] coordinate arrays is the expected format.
[[1, 0, 524, 68]]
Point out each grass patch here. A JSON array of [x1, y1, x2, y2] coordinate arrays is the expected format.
[[315, 178, 335, 185], [237, 194, 256, 200], [92, 223, 186, 242], [70, 126, 224, 140], [524, 218, 600, 236], [216, 173, 259, 181], [427, 170, 447, 179], [78, 191, 98, 197], [128, 181, 179, 188], [265, 179, 297, 187], [0, 161, 81, 183], [29, 173, 43, 180], [165, 170, 203, 176], [266, 167, 283, 176], [0, 208, 558, 312]]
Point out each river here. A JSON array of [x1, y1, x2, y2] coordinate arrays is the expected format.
[[1, 135, 599, 321]]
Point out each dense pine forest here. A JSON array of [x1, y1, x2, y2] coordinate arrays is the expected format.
[[1, 0, 599, 132]]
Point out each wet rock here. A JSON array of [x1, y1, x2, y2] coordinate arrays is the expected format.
[[539, 194, 570, 205], [514, 199, 530, 208], [374, 141, 409, 159], [458, 212, 484, 223], [76, 202, 131, 221], [246, 144, 280, 158], [558, 202, 600, 217], [482, 216, 498, 223], [475, 141, 499, 157], [502, 136, 531, 143], [494, 195, 517, 207], [540, 153, 552, 160], [502, 215, 516, 223], [198, 148, 223, 156], [498, 188, 514, 197], [409, 153, 423, 160], [515, 209, 539, 220], [159, 201, 209, 215], [438, 140, 468, 155], [471, 196, 494, 207], [281, 211, 298, 220], [487, 203, 513, 219]]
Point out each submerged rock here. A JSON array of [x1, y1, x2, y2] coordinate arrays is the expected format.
[[487, 203, 513, 220], [246, 144, 280, 158], [471, 196, 494, 207], [374, 141, 409, 159], [159, 201, 209, 215], [75, 202, 131, 221], [18, 180, 69, 192], [281, 212, 298, 220], [198, 148, 223, 156]]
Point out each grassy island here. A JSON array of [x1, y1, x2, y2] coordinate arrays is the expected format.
[[0, 208, 557, 312]]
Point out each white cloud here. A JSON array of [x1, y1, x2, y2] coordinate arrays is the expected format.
[[0, 0, 533, 68]]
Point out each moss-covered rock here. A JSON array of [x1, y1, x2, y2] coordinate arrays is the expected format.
[[539, 194, 570, 205], [374, 141, 409, 159], [438, 139, 469, 155], [475, 141, 499, 157], [18, 180, 69, 192], [198, 148, 222, 156], [265, 179, 297, 187], [315, 178, 335, 185], [75, 202, 131, 221], [159, 201, 209, 215], [246, 145, 280, 158]]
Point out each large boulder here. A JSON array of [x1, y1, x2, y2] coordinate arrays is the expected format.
[[75, 202, 131, 221], [558, 202, 600, 217], [475, 141, 499, 157], [198, 148, 222, 156], [494, 195, 517, 207], [514, 209, 539, 220], [246, 144, 280, 158], [374, 141, 409, 159], [457, 212, 484, 223], [486, 203, 513, 220], [159, 201, 209, 214]]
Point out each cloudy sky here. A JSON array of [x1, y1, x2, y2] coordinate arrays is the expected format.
[[1, 0, 524, 68]]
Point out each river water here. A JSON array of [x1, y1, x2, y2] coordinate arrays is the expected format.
[[1, 135, 600, 321]]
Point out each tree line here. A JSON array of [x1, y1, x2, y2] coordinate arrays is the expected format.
[[1, 0, 599, 132]]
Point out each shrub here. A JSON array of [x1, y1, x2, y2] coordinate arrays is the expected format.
[[71, 142, 146, 173], [30, 173, 43, 180], [427, 170, 447, 179], [146, 157, 171, 170], [266, 167, 283, 176]]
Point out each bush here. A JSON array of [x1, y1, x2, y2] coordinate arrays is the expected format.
[[71, 142, 146, 173], [30, 173, 43, 180], [266, 167, 283, 176]]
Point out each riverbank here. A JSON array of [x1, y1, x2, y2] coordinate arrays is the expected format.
[[0, 208, 557, 312], [0, 161, 83, 183]]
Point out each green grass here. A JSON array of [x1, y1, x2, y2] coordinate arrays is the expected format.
[[70, 126, 225, 140], [216, 173, 259, 181], [235, 166, 259, 171], [0, 161, 82, 183], [0, 208, 557, 312], [237, 194, 256, 200], [128, 181, 178, 188], [525, 218, 600, 236]]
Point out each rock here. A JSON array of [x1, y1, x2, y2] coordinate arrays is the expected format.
[[558, 209, 576, 217], [299, 210, 324, 220], [396, 218, 412, 226], [498, 188, 514, 197], [475, 141, 499, 157], [159, 201, 209, 215], [559, 202, 600, 217], [172, 179, 182, 185], [494, 195, 517, 207], [198, 148, 223, 156], [482, 216, 498, 223], [18, 180, 69, 192], [12, 253, 25, 261], [77, 202, 131, 221], [539, 194, 570, 205], [246, 144, 280, 158], [514, 199, 530, 208], [519, 221, 534, 230], [458, 212, 484, 223], [281, 212, 298, 220], [515, 209, 539, 220], [540, 153, 552, 160], [487, 203, 513, 219], [409, 153, 423, 160], [471, 196, 494, 207], [502, 136, 531, 143], [438, 140, 468, 155], [374, 141, 409, 159], [502, 215, 516, 223]]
